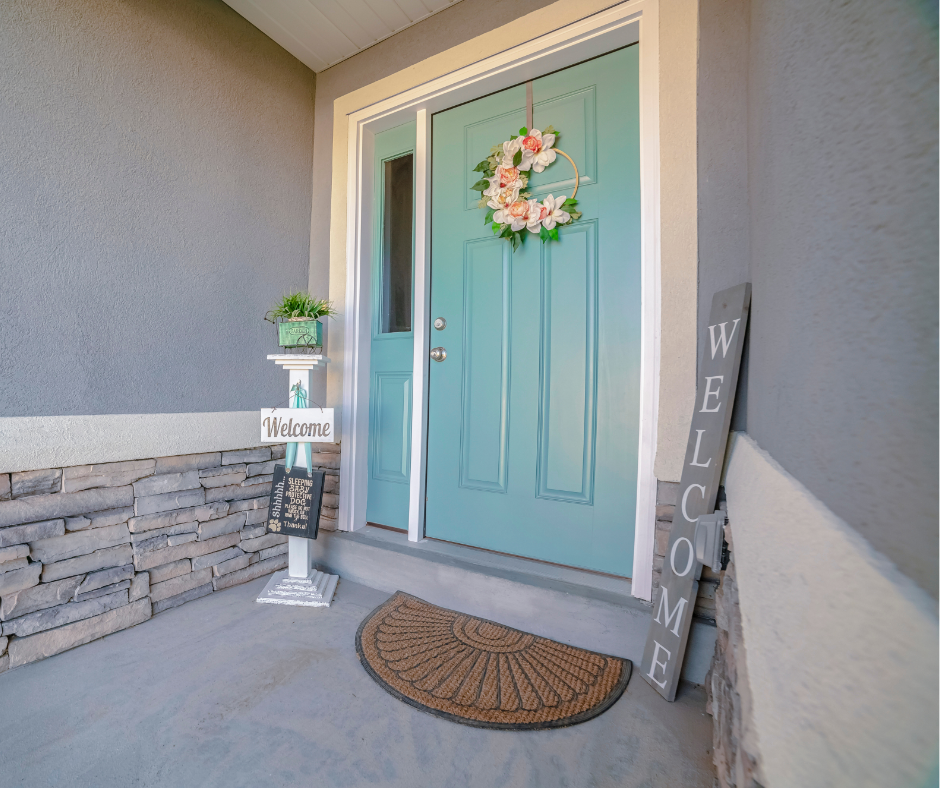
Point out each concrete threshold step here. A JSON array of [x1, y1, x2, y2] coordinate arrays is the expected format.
[[309, 525, 715, 684]]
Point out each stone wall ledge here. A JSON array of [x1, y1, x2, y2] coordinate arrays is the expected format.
[[0, 444, 339, 674]]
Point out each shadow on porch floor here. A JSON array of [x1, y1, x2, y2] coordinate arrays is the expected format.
[[0, 575, 716, 787]]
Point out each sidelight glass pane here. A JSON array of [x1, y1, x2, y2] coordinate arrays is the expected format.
[[381, 154, 414, 333]]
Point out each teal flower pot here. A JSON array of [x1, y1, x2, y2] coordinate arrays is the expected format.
[[278, 318, 322, 348]]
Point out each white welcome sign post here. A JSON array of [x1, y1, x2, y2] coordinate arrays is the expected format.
[[255, 354, 339, 608]]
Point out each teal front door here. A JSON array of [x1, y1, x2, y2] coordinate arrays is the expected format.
[[366, 121, 416, 530], [425, 47, 641, 576]]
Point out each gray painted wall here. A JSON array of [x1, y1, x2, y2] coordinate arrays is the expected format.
[[698, 0, 938, 594], [308, 0, 545, 404], [0, 0, 316, 417]]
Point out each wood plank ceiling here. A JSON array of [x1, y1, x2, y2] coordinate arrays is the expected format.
[[222, 0, 464, 72]]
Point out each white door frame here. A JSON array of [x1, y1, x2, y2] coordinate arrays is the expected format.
[[338, 0, 661, 600]]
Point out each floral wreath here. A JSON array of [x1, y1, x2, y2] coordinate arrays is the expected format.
[[471, 125, 582, 250]]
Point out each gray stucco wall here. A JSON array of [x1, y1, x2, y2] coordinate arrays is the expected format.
[[0, 0, 316, 417], [697, 0, 751, 433], [308, 0, 545, 405], [699, 0, 938, 594]]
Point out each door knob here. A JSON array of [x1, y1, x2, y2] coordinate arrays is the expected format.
[[434, 317, 447, 330], [430, 347, 447, 362]]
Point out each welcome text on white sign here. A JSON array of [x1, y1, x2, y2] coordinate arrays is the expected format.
[[259, 408, 335, 443]]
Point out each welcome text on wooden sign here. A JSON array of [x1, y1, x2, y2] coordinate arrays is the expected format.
[[641, 283, 751, 701]]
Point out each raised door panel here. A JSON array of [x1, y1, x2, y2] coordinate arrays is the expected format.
[[527, 87, 597, 198], [370, 372, 412, 484], [459, 238, 511, 492], [536, 220, 598, 504]]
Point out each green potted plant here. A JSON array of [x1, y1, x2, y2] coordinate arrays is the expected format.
[[265, 291, 337, 350]]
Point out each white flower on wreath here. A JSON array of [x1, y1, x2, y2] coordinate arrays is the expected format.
[[499, 138, 522, 168], [487, 183, 521, 213], [540, 194, 570, 230], [525, 199, 546, 233], [517, 130, 557, 173]]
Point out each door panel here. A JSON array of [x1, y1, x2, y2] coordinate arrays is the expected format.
[[371, 372, 411, 483], [366, 121, 416, 530], [526, 87, 597, 198], [536, 220, 597, 505], [459, 237, 511, 493], [426, 47, 641, 576]]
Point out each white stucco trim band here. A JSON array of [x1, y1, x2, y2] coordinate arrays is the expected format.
[[333, 0, 662, 600], [723, 432, 938, 788], [0, 412, 266, 473]]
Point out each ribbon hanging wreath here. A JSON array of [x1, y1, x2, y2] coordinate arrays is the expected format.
[[471, 125, 582, 250]]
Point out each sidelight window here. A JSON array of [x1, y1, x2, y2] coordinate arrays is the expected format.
[[380, 153, 414, 333]]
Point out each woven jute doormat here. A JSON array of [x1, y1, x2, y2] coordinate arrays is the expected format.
[[355, 592, 632, 730]]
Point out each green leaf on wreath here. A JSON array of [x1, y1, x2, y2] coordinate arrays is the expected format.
[[549, 227, 560, 242], [539, 226, 551, 243], [562, 198, 578, 209], [543, 125, 557, 136], [512, 150, 523, 168], [568, 210, 582, 221], [485, 208, 496, 224], [492, 222, 502, 236], [470, 178, 490, 192], [519, 127, 528, 136]]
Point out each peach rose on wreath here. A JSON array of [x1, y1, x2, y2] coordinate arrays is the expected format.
[[517, 129, 557, 173], [496, 165, 520, 188], [507, 199, 533, 231], [483, 165, 523, 202]]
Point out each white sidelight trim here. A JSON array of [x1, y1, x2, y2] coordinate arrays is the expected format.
[[630, 0, 660, 601], [338, 126, 375, 541], [338, 0, 661, 599], [408, 109, 433, 542]]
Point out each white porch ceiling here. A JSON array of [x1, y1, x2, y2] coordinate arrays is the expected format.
[[223, 0, 464, 72]]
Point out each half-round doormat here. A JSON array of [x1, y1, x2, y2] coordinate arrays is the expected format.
[[355, 592, 632, 730]]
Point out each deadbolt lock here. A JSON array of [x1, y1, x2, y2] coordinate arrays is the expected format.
[[434, 317, 447, 330]]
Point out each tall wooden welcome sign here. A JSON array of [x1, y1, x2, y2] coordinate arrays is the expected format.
[[642, 283, 751, 701]]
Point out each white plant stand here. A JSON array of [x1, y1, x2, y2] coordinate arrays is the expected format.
[[256, 354, 339, 608]]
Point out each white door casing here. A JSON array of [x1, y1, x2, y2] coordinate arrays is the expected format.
[[336, 0, 661, 600]]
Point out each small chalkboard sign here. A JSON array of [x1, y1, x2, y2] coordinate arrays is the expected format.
[[266, 464, 325, 540]]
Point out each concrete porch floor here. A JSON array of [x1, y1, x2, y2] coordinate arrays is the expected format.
[[0, 576, 716, 787]]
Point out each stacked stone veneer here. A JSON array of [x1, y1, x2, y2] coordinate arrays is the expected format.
[[705, 524, 764, 787], [0, 443, 340, 673], [652, 480, 720, 624]]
